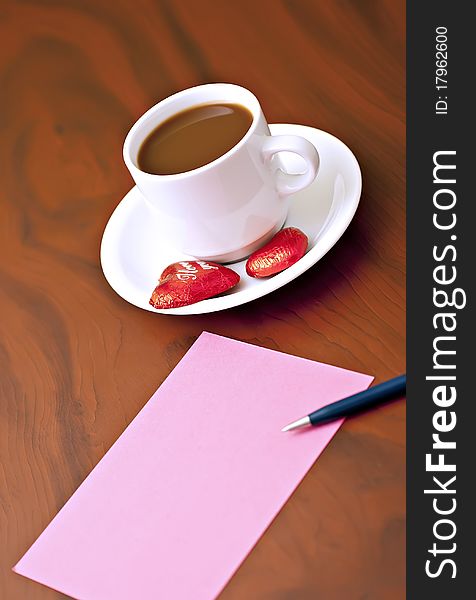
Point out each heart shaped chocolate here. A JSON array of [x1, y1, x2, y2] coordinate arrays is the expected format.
[[246, 227, 308, 278], [150, 261, 240, 309]]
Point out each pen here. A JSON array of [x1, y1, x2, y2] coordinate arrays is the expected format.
[[282, 374, 406, 432]]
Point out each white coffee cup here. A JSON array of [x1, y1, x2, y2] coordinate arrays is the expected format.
[[123, 83, 319, 262]]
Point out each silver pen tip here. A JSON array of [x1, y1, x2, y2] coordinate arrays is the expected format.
[[281, 416, 311, 432]]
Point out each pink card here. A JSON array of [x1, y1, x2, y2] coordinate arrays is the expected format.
[[14, 332, 373, 599]]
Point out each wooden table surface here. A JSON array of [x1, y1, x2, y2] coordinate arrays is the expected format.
[[0, 1, 405, 598]]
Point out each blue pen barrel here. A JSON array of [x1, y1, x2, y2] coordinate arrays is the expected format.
[[309, 374, 406, 425]]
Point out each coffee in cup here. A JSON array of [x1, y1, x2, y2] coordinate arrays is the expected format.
[[137, 103, 253, 176]]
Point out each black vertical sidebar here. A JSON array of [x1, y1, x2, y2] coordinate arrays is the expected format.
[[407, 1, 474, 597]]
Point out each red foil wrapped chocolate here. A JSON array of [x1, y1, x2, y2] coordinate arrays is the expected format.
[[246, 227, 308, 278], [150, 260, 240, 309]]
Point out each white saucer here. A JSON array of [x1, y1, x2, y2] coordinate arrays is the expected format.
[[100, 124, 362, 315]]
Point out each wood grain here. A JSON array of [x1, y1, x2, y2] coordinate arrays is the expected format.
[[0, 1, 405, 598]]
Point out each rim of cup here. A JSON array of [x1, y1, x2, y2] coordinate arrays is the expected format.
[[123, 83, 262, 180]]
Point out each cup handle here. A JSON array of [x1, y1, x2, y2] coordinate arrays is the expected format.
[[261, 135, 320, 196]]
